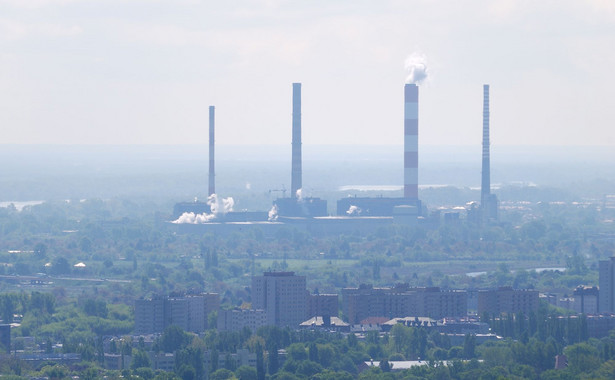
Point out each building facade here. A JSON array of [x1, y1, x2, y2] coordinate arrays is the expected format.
[[307, 294, 338, 318], [134, 293, 220, 334], [599, 258, 615, 312], [477, 287, 539, 315], [573, 286, 599, 314], [342, 284, 467, 324], [218, 309, 268, 332], [252, 272, 307, 327]]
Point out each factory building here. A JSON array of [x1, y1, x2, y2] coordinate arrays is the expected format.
[[337, 197, 420, 217]]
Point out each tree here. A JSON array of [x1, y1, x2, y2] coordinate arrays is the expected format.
[[160, 325, 191, 353], [235, 366, 257, 380], [379, 359, 391, 372], [131, 349, 151, 369], [209, 368, 235, 380], [177, 364, 196, 380], [34, 242, 47, 258], [463, 334, 476, 359], [51, 257, 71, 275]]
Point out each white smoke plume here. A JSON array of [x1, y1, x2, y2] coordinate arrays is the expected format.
[[346, 205, 361, 216], [172, 212, 216, 224], [207, 193, 234, 214], [172, 193, 234, 224], [268, 205, 278, 222], [296, 188, 303, 202], [405, 52, 429, 85]]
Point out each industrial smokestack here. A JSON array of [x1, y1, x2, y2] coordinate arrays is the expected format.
[[404, 84, 418, 199], [208, 105, 215, 196], [481, 85, 490, 205], [291, 83, 302, 198]]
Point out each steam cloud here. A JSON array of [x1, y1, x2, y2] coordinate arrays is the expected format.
[[268, 205, 278, 221], [172, 193, 234, 224], [346, 205, 361, 216], [296, 188, 303, 202], [405, 52, 429, 85]]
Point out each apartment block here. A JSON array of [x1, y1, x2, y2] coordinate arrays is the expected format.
[[307, 294, 339, 318], [134, 293, 220, 334], [218, 309, 268, 332], [477, 287, 539, 315], [252, 272, 307, 327], [599, 258, 615, 312], [342, 284, 467, 324]]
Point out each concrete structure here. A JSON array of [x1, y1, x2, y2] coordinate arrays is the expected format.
[[342, 284, 467, 324], [274, 197, 327, 218], [478, 287, 539, 315], [134, 293, 220, 334], [404, 83, 419, 200], [572, 286, 599, 314], [291, 83, 302, 198], [599, 257, 615, 312], [252, 272, 307, 327], [209, 105, 215, 196], [273, 83, 327, 218], [134, 297, 165, 334], [218, 308, 268, 332], [480, 84, 498, 222]]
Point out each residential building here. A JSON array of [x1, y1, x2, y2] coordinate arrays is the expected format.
[[252, 272, 307, 327], [342, 284, 467, 324], [218, 309, 268, 332], [134, 293, 220, 334], [599, 257, 615, 312], [478, 287, 539, 315], [307, 294, 338, 318], [573, 286, 599, 314]]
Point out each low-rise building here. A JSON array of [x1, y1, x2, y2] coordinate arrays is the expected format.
[[218, 309, 268, 332]]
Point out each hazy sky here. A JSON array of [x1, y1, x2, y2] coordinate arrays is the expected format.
[[1, 0, 614, 146]]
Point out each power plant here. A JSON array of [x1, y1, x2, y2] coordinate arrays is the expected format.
[[335, 83, 421, 219], [172, 81, 497, 234], [273, 83, 327, 218]]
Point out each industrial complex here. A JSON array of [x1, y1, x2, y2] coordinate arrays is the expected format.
[[172, 81, 498, 234]]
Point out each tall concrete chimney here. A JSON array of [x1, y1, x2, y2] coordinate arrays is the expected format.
[[208, 105, 215, 196], [404, 84, 418, 199], [291, 83, 302, 198], [481, 85, 490, 205]]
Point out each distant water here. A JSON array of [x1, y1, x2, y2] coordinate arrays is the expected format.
[[339, 185, 403, 191]]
